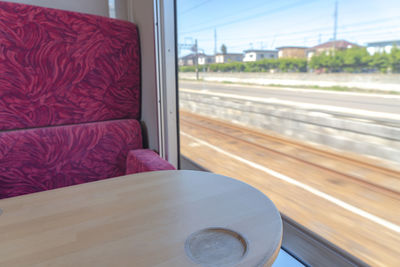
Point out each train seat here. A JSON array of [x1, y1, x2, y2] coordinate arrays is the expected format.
[[0, 2, 174, 199]]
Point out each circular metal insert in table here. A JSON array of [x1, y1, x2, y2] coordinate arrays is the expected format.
[[185, 227, 249, 266]]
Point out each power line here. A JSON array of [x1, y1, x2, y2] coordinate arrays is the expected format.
[[180, 0, 295, 30], [179, 14, 400, 54], [204, 27, 400, 52], [223, 26, 400, 45], [183, 16, 400, 44], [257, 16, 399, 40], [182, 8, 359, 37], [179, 0, 212, 15], [180, 0, 318, 35]]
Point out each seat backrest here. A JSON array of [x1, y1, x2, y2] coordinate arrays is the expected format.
[[0, 2, 141, 131]]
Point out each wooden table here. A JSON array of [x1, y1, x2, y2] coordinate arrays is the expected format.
[[0, 170, 282, 267]]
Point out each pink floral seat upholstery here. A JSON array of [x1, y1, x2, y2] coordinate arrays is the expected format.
[[0, 2, 174, 199]]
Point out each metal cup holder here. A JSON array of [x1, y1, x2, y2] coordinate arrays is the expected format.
[[185, 227, 248, 266]]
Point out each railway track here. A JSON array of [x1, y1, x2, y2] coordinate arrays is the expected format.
[[179, 110, 400, 266], [180, 111, 400, 197]]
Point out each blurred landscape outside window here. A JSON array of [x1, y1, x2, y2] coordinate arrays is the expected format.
[[177, 0, 400, 266]]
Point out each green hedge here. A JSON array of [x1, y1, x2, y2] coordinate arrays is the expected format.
[[309, 46, 400, 73], [179, 66, 197, 72], [207, 58, 307, 73]]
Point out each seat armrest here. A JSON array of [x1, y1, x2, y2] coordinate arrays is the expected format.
[[126, 149, 175, 175]]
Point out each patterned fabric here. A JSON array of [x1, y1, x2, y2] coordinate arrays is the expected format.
[[126, 149, 176, 175], [0, 2, 140, 131], [0, 119, 142, 199]]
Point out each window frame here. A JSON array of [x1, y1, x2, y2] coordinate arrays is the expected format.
[[154, 0, 180, 168]]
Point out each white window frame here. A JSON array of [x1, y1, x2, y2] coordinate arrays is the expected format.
[[154, 0, 179, 168]]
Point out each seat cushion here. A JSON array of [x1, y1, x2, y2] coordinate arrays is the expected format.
[[0, 119, 142, 199], [0, 2, 140, 131]]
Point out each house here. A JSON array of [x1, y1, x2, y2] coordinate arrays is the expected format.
[[215, 53, 244, 63], [243, 49, 278, 62], [198, 54, 215, 65], [178, 53, 197, 66], [277, 46, 307, 59], [366, 40, 400, 55], [307, 40, 360, 59]]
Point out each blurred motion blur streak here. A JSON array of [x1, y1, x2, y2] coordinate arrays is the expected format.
[[181, 132, 400, 233]]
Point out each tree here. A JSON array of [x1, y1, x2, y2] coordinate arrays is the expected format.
[[221, 44, 227, 55], [341, 47, 370, 72], [370, 52, 389, 73]]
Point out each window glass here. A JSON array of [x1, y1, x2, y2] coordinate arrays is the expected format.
[[177, 1, 400, 266], [108, 0, 116, 18]]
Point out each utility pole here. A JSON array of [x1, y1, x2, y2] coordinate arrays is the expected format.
[[270, 35, 276, 49], [195, 39, 199, 80], [333, 0, 338, 51], [214, 29, 217, 55]]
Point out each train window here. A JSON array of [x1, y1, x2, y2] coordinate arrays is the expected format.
[[177, 0, 400, 266], [108, 0, 116, 18]]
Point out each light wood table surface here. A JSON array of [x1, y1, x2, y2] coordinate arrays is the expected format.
[[0, 170, 282, 267]]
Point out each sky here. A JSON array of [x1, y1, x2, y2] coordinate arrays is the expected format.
[[177, 0, 400, 56]]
